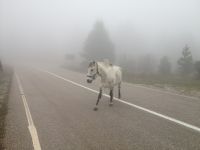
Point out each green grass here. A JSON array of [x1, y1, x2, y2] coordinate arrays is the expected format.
[[0, 67, 13, 149]]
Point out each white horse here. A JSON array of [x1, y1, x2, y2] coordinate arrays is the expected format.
[[86, 60, 122, 111]]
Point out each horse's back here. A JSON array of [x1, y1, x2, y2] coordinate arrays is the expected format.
[[99, 62, 122, 87]]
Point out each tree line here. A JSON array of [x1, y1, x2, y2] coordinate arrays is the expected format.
[[66, 21, 200, 79]]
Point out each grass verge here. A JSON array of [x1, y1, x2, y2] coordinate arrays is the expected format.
[[0, 67, 13, 149], [123, 72, 200, 98], [62, 65, 200, 98]]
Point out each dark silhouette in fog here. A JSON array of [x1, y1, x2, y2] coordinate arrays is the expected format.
[[81, 21, 115, 64], [159, 56, 171, 75], [0, 60, 3, 72], [177, 45, 193, 76], [194, 61, 200, 79]]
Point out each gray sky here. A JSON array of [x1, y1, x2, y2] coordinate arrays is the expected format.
[[0, 0, 200, 64]]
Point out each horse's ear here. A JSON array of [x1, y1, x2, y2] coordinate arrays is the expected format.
[[89, 60, 95, 66]]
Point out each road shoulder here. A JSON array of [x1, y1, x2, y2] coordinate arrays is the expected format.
[[4, 75, 33, 150]]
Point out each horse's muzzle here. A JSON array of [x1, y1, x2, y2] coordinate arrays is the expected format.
[[86, 74, 94, 83]]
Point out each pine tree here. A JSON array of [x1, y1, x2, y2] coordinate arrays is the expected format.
[[82, 21, 115, 63], [177, 45, 193, 75]]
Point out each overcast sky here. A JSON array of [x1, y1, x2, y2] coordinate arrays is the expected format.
[[0, 0, 199, 63]]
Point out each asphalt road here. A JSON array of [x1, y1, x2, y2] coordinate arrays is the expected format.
[[4, 65, 200, 150]]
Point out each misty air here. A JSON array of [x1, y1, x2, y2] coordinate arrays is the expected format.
[[0, 0, 200, 149]]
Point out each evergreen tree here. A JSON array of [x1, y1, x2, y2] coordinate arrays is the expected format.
[[177, 45, 193, 75], [82, 21, 115, 63]]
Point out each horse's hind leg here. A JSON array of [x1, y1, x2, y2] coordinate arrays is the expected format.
[[94, 88, 102, 111], [118, 83, 121, 99], [109, 88, 113, 106]]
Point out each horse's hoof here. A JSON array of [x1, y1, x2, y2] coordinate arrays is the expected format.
[[93, 107, 98, 111], [109, 103, 113, 107]]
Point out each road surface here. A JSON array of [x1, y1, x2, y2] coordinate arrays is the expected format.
[[4, 65, 200, 150]]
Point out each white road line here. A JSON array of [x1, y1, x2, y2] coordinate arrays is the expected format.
[[41, 69, 200, 133], [15, 73, 42, 150]]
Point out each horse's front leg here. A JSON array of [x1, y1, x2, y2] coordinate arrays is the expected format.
[[109, 88, 114, 106], [94, 87, 102, 111], [118, 83, 121, 99]]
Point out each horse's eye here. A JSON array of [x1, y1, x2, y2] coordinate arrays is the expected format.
[[91, 69, 94, 72]]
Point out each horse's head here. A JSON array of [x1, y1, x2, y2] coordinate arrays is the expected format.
[[86, 61, 98, 83]]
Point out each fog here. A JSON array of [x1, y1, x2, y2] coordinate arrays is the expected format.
[[0, 0, 200, 67]]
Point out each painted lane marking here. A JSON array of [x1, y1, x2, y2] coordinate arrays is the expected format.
[[39, 69, 200, 133], [16, 73, 42, 150]]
